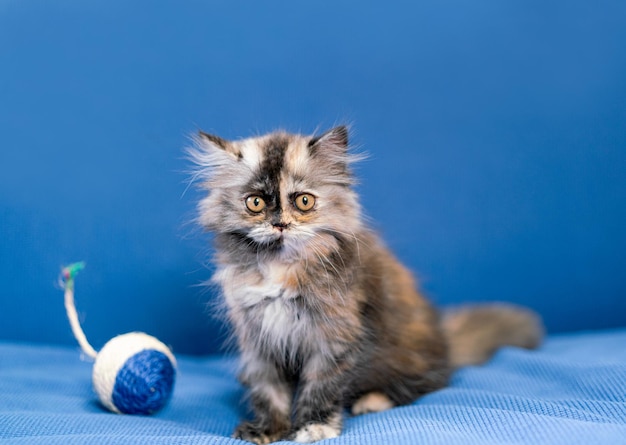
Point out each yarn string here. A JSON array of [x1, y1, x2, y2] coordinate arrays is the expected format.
[[61, 262, 98, 359]]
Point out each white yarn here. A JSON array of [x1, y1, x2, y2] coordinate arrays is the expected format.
[[63, 278, 98, 359], [93, 332, 177, 413]]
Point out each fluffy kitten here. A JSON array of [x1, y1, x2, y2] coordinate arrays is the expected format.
[[190, 126, 542, 444]]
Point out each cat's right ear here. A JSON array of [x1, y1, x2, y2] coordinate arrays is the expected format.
[[198, 131, 241, 159]]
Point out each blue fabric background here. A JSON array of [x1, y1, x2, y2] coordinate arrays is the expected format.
[[2, 3, 625, 443], [2, 328, 625, 443], [1, 1, 625, 355]]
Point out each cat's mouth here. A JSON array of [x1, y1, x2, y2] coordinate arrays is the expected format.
[[248, 229, 287, 251], [269, 228, 288, 244], [243, 225, 303, 255]]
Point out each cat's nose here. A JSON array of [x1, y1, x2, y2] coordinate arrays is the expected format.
[[272, 222, 289, 232]]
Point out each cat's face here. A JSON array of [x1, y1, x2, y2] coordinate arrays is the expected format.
[[191, 126, 362, 260]]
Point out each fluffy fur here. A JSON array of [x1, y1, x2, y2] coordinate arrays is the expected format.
[[190, 126, 543, 444]]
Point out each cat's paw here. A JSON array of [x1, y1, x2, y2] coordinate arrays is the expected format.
[[291, 423, 341, 443], [351, 391, 394, 415], [233, 421, 287, 445]]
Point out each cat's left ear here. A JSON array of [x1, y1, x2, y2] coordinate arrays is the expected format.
[[308, 126, 349, 154], [198, 130, 241, 159]]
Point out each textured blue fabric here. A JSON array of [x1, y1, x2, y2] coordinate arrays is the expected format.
[[1, 329, 625, 444]]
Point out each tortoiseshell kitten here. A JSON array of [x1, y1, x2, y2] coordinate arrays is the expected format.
[[190, 126, 542, 444]]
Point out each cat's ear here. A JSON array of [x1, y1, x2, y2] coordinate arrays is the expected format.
[[198, 131, 229, 150], [308, 126, 349, 155], [198, 130, 241, 159]]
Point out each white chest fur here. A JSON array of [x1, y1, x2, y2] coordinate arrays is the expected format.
[[259, 297, 303, 346], [214, 262, 298, 307], [214, 262, 310, 349]]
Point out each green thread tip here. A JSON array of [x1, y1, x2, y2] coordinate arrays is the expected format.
[[62, 262, 86, 282]]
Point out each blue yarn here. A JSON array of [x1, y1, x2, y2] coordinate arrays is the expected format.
[[111, 349, 176, 415]]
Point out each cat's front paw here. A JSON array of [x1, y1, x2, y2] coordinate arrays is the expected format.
[[290, 423, 341, 443], [233, 421, 287, 445]]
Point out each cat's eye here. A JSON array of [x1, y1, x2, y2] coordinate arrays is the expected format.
[[294, 193, 316, 212], [245, 195, 266, 213]]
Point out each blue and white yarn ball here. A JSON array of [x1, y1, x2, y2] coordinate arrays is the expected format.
[[92, 332, 177, 415]]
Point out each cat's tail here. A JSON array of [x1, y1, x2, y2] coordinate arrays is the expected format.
[[441, 303, 544, 368]]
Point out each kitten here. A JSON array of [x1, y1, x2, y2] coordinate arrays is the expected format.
[[190, 126, 543, 444]]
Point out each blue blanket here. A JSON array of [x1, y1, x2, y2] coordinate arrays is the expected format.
[[1, 328, 625, 444]]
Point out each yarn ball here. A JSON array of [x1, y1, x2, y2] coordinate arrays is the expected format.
[[92, 332, 177, 415]]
